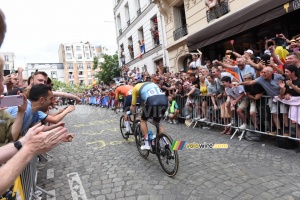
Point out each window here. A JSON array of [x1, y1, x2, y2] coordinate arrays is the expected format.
[[85, 46, 89, 51], [4, 55, 9, 61], [78, 63, 83, 69], [125, 3, 130, 26], [68, 72, 73, 79], [77, 54, 82, 59], [4, 64, 9, 70], [68, 63, 73, 69], [173, 3, 187, 40], [91, 47, 95, 51], [76, 46, 81, 51], [87, 63, 91, 69], [69, 80, 74, 85], [79, 71, 83, 76], [128, 36, 134, 59], [138, 27, 145, 53], [80, 80, 84, 85], [92, 53, 96, 58], [67, 53, 72, 59], [51, 71, 57, 78], [86, 53, 90, 59], [66, 46, 71, 51], [89, 80, 92, 85], [31, 64, 34, 68]]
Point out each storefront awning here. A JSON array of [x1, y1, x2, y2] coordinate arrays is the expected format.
[[187, 0, 296, 51]]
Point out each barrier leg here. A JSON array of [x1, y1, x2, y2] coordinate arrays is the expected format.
[[36, 186, 55, 197], [230, 129, 239, 140]]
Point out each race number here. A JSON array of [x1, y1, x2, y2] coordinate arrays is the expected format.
[[127, 90, 132, 95], [147, 88, 164, 96]]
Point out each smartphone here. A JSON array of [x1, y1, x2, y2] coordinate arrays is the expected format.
[[4, 70, 10, 76], [0, 95, 23, 107]]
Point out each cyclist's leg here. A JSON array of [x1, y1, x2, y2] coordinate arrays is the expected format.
[[140, 105, 151, 150], [124, 95, 132, 133], [153, 105, 167, 134]]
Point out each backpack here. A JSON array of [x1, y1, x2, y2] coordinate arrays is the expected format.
[[245, 131, 261, 142], [277, 138, 297, 150]]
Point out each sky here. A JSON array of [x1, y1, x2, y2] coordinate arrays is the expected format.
[[0, 0, 117, 67]]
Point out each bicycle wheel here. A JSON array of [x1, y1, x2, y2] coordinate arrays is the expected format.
[[157, 133, 179, 177], [134, 122, 149, 159], [119, 116, 129, 140]]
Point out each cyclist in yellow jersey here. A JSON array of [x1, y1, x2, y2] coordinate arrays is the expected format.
[[130, 82, 168, 150]]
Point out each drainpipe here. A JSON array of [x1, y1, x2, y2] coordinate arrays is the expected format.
[[159, 13, 167, 69]]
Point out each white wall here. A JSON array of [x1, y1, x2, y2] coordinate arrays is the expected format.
[[115, 2, 170, 75]]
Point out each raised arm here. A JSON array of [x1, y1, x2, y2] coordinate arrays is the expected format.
[[213, 60, 235, 71], [53, 91, 81, 103]]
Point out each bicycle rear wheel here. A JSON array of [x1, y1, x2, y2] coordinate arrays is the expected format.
[[157, 133, 179, 177], [134, 122, 149, 159], [119, 116, 129, 140]]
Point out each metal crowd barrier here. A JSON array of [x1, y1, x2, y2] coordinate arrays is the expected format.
[[174, 94, 299, 141], [20, 156, 55, 200]]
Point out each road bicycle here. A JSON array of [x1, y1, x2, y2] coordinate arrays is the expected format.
[[134, 117, 179, 177], [119, 105, 141, 140]]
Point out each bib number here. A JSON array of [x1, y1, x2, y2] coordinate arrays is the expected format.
[[147, 88, 164, 96], [127, 90, 132, 95]]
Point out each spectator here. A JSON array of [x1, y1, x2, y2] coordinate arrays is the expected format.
[[166, 95, 179, 124], [189, 49, 202, 71], [221, 76, 248, 130], [214, 57, 256, 81], [0, 123, 73, 195], [243, 72, 265, 130], [0, 10, 73, 194], [238, 67, 288, 135], [183, 81, 200, 119], [280, 65, 300, 99]]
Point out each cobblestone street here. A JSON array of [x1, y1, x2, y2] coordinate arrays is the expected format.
[[38, 105, 300, 200]]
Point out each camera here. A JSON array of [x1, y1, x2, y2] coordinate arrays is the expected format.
[[271, 34, 287, 47]]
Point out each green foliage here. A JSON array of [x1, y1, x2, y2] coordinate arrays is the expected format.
[[93, 56, 99, 70], [52, 79, 89, 94], [96, 53, 120, 84]]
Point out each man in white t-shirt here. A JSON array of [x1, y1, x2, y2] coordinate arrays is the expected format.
[[221, 76, 248, 129], [189, 49, 202, 71]]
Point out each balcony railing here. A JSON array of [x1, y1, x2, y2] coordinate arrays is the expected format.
[[173, 24, 188, 41], [206, 1, 230, 22], [137, 9, 141, 16]]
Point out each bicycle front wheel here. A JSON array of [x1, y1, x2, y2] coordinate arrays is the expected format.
[[157, 133, 179, 177], [134, 122, 149, 159], [119, 116, 129, 140]]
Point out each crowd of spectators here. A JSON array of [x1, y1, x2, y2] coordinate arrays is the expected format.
[[80, 33, 300, 143], [0, 9, 79, 196]]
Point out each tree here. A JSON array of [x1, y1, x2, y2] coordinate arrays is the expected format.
[[93, 56, 99, 70], [96, 53, 120, 84], [52, 79, 89, 93]]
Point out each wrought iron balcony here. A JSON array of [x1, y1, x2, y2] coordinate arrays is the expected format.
[[173, 24, 188, 41]]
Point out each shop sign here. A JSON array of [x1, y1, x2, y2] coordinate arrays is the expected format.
[[206, 0, 230, 23]]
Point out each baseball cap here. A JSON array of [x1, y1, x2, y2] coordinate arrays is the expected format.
[[245, 49, 253, 54], [264, 50, 271, 56]]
